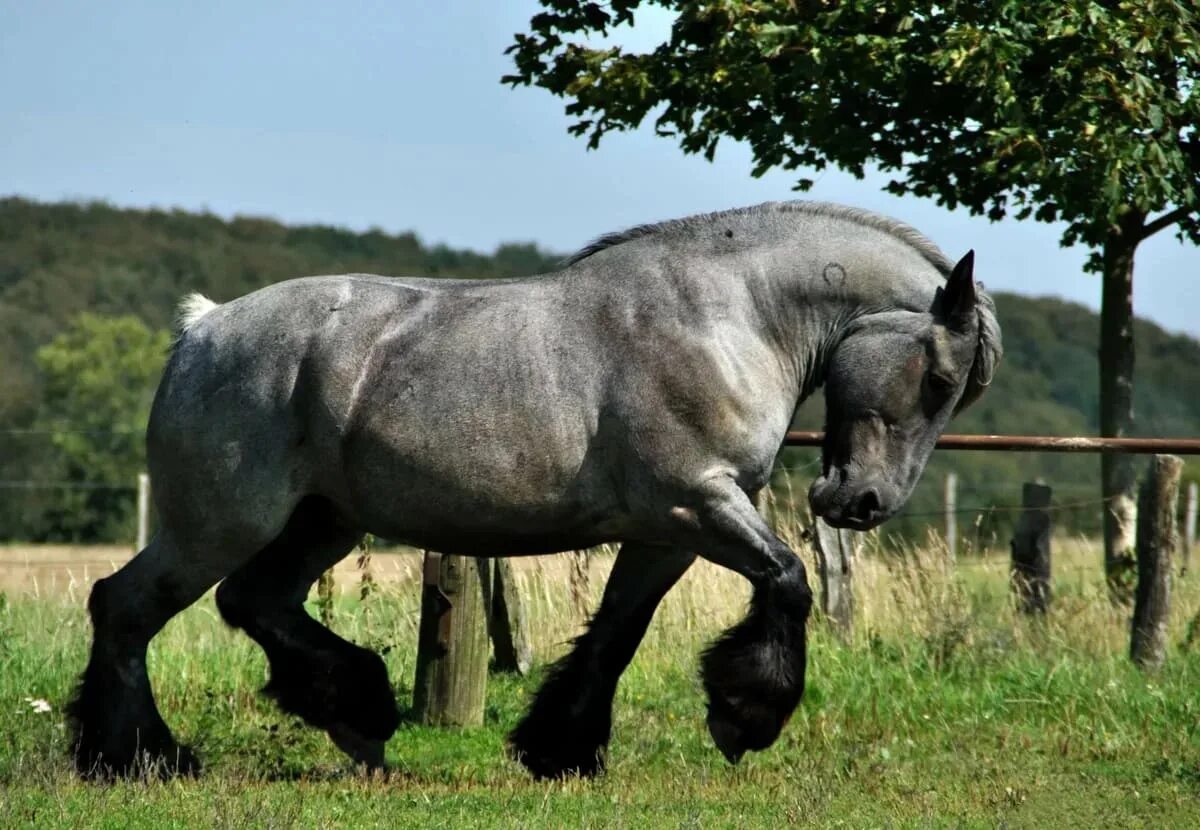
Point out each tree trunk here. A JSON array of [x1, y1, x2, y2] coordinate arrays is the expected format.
[[1100, 209, 1144, 604]]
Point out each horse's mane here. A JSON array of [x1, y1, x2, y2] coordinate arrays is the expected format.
[[957, 288, 1002, 414], [566, 200, 954, 276]]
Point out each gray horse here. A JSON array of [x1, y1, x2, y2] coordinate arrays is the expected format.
[[68, 201, 1000, 780]]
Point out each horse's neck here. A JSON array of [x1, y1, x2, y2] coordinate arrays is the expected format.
[[751, 231, 943, 400]]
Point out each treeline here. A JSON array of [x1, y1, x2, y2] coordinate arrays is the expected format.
[[1, 197, 1197, 543]]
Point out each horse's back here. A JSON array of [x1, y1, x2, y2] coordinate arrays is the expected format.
[[150, 272, 627, 549]]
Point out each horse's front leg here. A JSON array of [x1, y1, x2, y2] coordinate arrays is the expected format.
[[682, 477, 814, 763], [509, 543, 694, 779]]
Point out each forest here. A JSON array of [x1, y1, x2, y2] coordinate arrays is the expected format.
[[1, 196, 1197, 542]]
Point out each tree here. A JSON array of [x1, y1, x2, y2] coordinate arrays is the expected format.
[[34, 314, 171, 541], [506, 1, 1200, 598]]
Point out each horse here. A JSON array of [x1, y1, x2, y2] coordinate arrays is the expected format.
[[68, 201, 1001, 780]]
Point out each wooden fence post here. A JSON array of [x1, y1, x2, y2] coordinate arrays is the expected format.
[[413, 552, 492, 726], [1131, 454, 1183, 671], [1010, 482, 1052, 613], [944, 472, 958, 560], [136, 472, 151, 552], [569, 550, 591, 621], [490, 558, 532, 675], [1183, 481, 1197, 576], [812, 519, 860, 640]]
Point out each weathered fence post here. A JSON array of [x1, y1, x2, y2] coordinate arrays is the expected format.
[[490, 558, 532, 675], [356, 535, 378, 600], [1010, 482, 1052, 613], [136, 472, 151, 552], [1131, 454, 1183, 671], [316, 568, 336, 627], [944, 471, 958, 560], [569, 550, 591, 621], [1183, 481, 1197, 576], [812, 519, 860, 640], [414, 552, 492, 726]]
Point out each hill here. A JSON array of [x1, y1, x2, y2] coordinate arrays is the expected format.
[[1, 197, 1196, 542]]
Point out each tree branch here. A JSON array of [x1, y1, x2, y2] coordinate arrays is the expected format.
[[1140, 205, 1195, 240]]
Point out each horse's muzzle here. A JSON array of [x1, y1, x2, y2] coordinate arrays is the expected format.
[[808, 473, 894, 530]]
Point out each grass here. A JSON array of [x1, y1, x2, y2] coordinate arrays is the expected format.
[[2, 532, 1200, 828]]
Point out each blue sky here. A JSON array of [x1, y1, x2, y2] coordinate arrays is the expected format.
[[2, 0, 1197, 335]]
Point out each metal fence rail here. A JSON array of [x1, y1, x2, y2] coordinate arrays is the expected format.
[[784, 432, 1200, 454]]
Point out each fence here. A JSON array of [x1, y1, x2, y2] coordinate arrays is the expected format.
[[784, 431, 1200, 453], [411, 432, 1200, 724], [5, 430, 1199, 725]]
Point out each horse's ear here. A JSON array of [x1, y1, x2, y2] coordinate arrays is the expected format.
[[942, 250, 976, 327]]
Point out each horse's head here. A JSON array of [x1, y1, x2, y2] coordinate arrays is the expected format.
[[809, 251, 1001, 530]]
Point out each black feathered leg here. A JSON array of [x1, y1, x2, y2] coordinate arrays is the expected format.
[[683, 479, 814, 764], [509, 544, 695, 779], [68, 526, 258, 779], [215, 497, 397, 770], [69, 564, 200, 780]]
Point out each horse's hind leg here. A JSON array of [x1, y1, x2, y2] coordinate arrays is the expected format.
[[509, 543, 695, 779], [215, 497, 398, 770], [68, 530, 256, 779]]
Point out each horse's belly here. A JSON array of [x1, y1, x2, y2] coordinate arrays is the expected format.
[[352, 490, 629, 556], [337, 426, 627, 554]]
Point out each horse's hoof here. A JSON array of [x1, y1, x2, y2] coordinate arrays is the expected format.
[[507, 696, 611, 779], [509, 745, 606, 780], [151, 744, 201, 780], [328, 722, 386, 771], [75, 743, 200, 781], [706, 713, 746, 765], [506, 726, 606, 780]]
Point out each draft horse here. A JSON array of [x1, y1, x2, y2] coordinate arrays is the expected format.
[[69, 202, 1000, 779]]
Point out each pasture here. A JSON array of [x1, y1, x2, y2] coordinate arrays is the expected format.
[[2, 534, 1199, 828]]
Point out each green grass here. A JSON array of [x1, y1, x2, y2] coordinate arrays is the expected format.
[[2, 540, 1200, 828]]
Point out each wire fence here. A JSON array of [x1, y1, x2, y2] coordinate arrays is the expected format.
[[3, 426, 1195, 544], [892, 495, 1115, 521], [0, 481, 136, 491]]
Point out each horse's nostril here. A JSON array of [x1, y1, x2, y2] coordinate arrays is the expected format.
[[852, 488, 881, 522]]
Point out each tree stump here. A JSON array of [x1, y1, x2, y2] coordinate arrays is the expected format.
[[1131, 455, 1183, 671]]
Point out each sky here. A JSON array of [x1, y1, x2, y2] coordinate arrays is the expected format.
[[2, 1, 1197, 336]]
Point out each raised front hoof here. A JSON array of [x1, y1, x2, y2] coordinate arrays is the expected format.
[[699, 637, 803, 765], [507, 719, 607, 780], [328, 722, 387, 772], [704, 698, 785, 765], [263, 647, 400, 745]]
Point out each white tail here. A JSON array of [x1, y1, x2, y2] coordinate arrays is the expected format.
[[176, 293, 219, 334]]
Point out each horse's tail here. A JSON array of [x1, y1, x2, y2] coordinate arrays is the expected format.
[[175, 293, 219, 336]]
